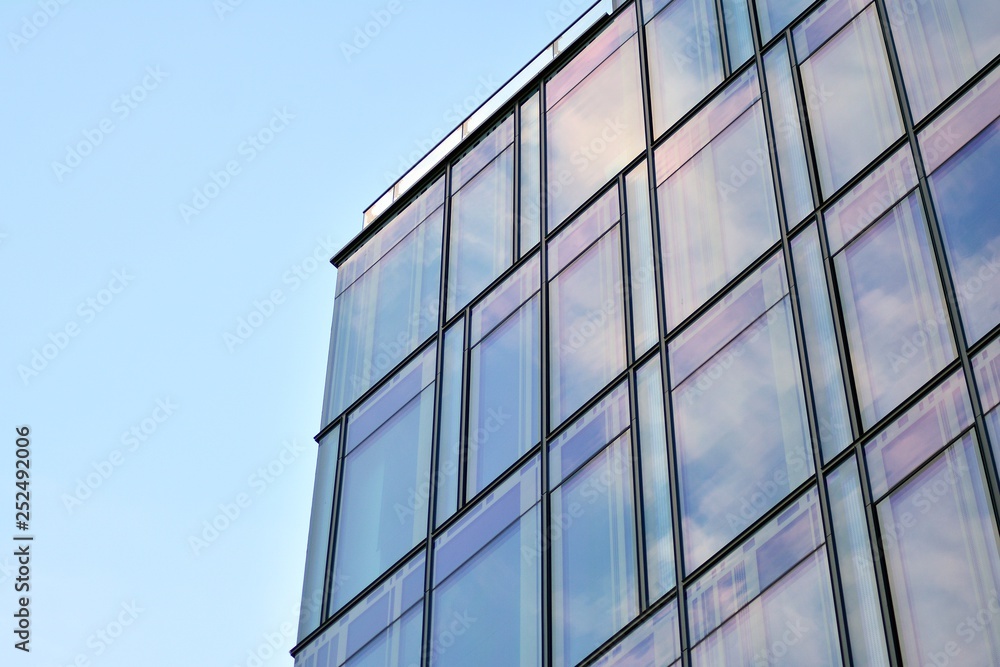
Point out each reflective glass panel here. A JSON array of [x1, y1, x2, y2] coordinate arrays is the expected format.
[[333, 373, 435, 609], [864, 370, 973, 499], [591, 600, 680, 667], [551, 436, 638, 666], [918, 63, 1000, 174], [431, 460, 541, 667], [658, 102, 780, 328], [345, 605, 423, 667], [675, 298, 812, 572], [928, 117, 1000, 344], [757, 0, 813, 42], [886, 0, 1000, 120], [326, 202, 442, 422], [791, 224, 852, 460], [763, 39, 814, 226], [878, 433, 1000, 666], [973, 333, 1000, 414], [687, 488, 825, 643], [636, 357, 675, 598], [690, 550, 842, 666], [299, 426, 340, 641], [520, 92, 542, 255], [468, 294, 540, 497], [625, 162, 658, 355], [723, 0, 754, 70], [547, 11, 644, 230], [549, 382, 630, 489], [645, 0, 724, 136], [436, 319, 464, 527], [826, 456, 891, 667], [799, 5, 904, 197], [448, 143, 514, 315], [549, 227, 627, 428], [834, 193, 956, 428]]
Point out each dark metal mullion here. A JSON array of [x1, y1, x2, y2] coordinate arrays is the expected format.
[[753, 13, 854, 664], [634, 0, 690, 663], [514, 102, 523, 261], [538, 76, 554, 667], [871, 0, 1000, 556], [714, 0, 731, 78]]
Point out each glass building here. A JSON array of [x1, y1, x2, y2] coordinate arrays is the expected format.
[[294, 0, 1000, 664]]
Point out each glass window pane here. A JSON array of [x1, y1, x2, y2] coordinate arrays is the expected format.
[[928, 117, 1000, 344], [519, 92, 542, 255], [791, 224, 852, 460], [973, 332, 1000, 414], [467, 294, 540, 497], [877, 433, 1000, 666], [687, 488, 825, 643], [299, 426, 340, 641], [675, 298, 813, 572], [591, 600, 680, 667], [864, 370, 973, 499], [326, 203, 442, 422], [549, 227, 627, 428], [549, 382, 630, 489], [799, 5, 904, 197], [470, 253, 540, 343], [546, 13, 645, 230], [645, 0, 724, 136], [834, 193, 956, 428], [547, 186, 620, 278], [448, 143, 514, 315], [658, 101, 780, 328], [625, 162, 659, 355], [757, 0, 813, 42], [691, 549, 842, 666], [918, 63, 1000, 174], [551, 435, 639, 666], [345, 605, 423, 667], [637, 356, 676, 599], [887, 0, 1000, 120], [763, 39, 814, 227], [431, 460, 540, 667], [826, 456, 891, 667], [436, 319, 464, 527], [333, 374, 436, 609], [722, 0, 754, 70]]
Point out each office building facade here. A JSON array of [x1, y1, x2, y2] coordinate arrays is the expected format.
[[294, 0, 1000, 664]]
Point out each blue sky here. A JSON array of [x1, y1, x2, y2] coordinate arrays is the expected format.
[[0, 1, 590, 665]]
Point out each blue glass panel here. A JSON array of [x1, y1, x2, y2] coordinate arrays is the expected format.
[[646, 0, 724, 136], [299, 426, 340, 641], [549, 227, 627, 428], [792, 0, 870, 60], [549, 382, 630, 489], [973, 333, 1000, 414], [591, 600, 680, 667], [687, 488, 825, 644], [451, 115, 514, 192], [799, 5, 904, 197], [345, 604, 423, 667], [675, 299, 813, 572], [791, 224, 852, 460], [625, 162, 659, 356], [864, 370, 972, 499], [467, 295, 540, 496], [722, 0, 754, 69], [658, 102, 780, 329], [470, 253, 540, 344], [918, 64, 1000, 174], [834, 193, 956, 428], [929, 117, 1000, 344], [827, 456, 891, 667], [756, 0, 813, 42], [436, 319, 464, 527], [887, 0, 1000, 120], [878, 433, 1000, 666], [520, 93, 542, 255], [636, 357, 676, 599], [551, 436, 639, 666], [333, 383, 435, 609], [547, 186, 620, 277]]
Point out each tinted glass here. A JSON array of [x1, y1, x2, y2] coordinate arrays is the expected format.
[[637, 357, 675, 598], [625, 163, 658, 355], [345, 605, 423, 667], [299, 426, 340, 641], [756, 0, 813, 41], [436, 319, 464, 527], [591, 600, 680, 667], [834, 193, 956, 428], [520, 92, 542, 254]]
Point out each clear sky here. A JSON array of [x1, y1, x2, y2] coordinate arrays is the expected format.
[[0, 1, 590, 665]]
